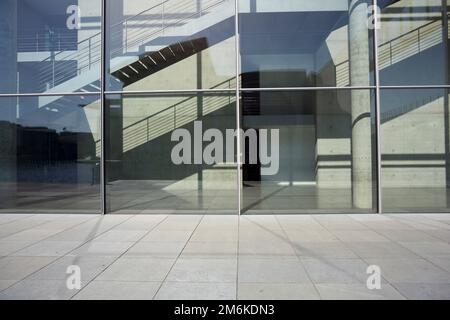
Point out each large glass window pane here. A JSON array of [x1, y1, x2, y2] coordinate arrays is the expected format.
[[0, 0, 102, 94], [239, 0, 375, 88], [105, 92, 237, 214], [381, 88, 450, 212], [0, 95, 101, 213], [378, 0, 449, 86], [106, 0, 236, 91], [241, 89, 377, 213]]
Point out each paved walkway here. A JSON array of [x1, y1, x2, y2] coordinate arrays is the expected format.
[[0, 213, 449, 299]]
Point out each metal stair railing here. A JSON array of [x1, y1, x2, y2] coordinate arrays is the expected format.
[[37, 0, 227, 92], [113, 0, 224, 56], [18, 28, 78, 52], [95, 77, 234, 156], [335, 19, 450, 87]]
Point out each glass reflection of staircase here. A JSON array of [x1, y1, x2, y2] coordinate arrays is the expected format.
[[38, 0, 233, 108], [95, 77, 234, 156]]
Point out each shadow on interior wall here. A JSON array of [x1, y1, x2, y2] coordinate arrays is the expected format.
[[381, 87, 444, 122], [116, 104, 236, 182], [380, 43, 446, 86], [315, 40, 338, 87]]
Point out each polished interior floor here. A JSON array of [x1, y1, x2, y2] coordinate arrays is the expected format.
[[2, 181, 450, 214], [0, 213, 449, 300]]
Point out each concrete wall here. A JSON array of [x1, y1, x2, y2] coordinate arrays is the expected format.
[[381, 92, 447, 188], [378, 0, 442, 43], [118, 94, 237, 190], [315, 25, 349, 87], [315, 90, 352, 189], [259, 123, 316, 184], [314, 89, 449, 191], [124, 37, 236, 91]]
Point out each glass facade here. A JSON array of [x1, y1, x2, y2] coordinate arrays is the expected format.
[[0, 95, 101, 213], [105, 92, 238, 213], [239, 1, 375, 88], [381, 88, 450, 212], [0, 0, 102, 94], [106, 0, 237, 91], [241, 89, 377, 213], [378, 0, 449, 86], [1, 0, 449, 214]]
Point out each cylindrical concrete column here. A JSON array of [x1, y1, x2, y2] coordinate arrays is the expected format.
[[349, 0, 373, 209]]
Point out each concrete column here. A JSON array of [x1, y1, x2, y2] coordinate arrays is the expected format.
[[348, 0, 373, 209]]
